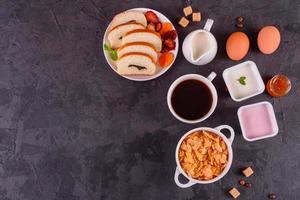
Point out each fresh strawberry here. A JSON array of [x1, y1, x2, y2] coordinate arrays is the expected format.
[[145, 11, 159, 24], [163, 39, 176, 50], [155, 22, 162, 32], [162, 30, 177, 40], [161, 46, 170, 53], [146, 23, 156, 31]]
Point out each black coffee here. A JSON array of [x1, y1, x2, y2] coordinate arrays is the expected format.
[[171, 79, 213, 120]]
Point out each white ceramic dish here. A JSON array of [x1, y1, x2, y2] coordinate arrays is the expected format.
[[238, 101, 279, 142], [174, 125, 235, 188], [167, 72, 217, 124], [103, 8, 179, 81], [223, 61, 265, 102]]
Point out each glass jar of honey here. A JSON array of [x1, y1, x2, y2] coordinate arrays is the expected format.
[[266, 74, 291, 97]]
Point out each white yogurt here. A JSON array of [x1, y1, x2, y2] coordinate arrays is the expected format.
[[223, 61, 265, 102]]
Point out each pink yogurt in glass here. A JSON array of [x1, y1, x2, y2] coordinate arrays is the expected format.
[[238, 101, 279, 141]]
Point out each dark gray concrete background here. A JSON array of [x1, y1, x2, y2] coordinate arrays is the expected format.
[[0, 0, 299, 199]]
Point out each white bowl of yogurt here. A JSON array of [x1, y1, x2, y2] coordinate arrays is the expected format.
[[238, 101, 279, 141], [223, 61, 265, 102]]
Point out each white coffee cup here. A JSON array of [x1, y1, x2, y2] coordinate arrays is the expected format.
[[167, 72, 217, 124], [182, 19, 218, 66], [174, 125, 235, 188]]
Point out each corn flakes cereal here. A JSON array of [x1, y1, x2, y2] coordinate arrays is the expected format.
[[178, 130, 229, 181]]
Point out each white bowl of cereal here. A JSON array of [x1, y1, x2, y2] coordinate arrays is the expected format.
[[174, 125, 235, 188]]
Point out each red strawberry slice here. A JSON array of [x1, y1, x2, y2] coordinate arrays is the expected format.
[[145, 11, 160, 24], [155, 22, 162, 32], [161, 46, 170, 53], [162, 30, 177, 40], [163, 39, 176, 50], [146, 23, 156, 31]]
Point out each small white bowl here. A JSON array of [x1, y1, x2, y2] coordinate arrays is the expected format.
[[238, 101, 279, 142], [174, 125, 235, 188], [223, 61, 265, 102]]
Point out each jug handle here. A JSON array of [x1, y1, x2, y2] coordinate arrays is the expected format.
[[204, 19, 214, 32]]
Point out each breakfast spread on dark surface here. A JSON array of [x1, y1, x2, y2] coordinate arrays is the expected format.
[[1, 0, 299, 199], [102, 1, 293, 198]]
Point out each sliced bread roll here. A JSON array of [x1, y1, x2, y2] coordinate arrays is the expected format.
[[117, 53, 156, 75], [110, 11, 147, 31], [108, 22, 145, 49], [118, 42, 158, 62], [122, 29, 162, 52]]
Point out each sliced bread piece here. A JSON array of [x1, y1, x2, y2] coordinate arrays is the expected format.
[[110, 11, 147, 31], [108, 22, 145, 49], [117, 53, 156, 75], [122, 29, 162, 52], [118, 42, 158, 62]]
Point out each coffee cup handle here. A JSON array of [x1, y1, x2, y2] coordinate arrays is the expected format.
[[174, 167, 196, 188], [204, 19, 214, 32], [207, 71, 217, 81], [215, 125, 235, 145]]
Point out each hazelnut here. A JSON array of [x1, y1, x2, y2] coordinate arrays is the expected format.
[[236, 16, 244, 22], [239, 179, 246, 186], [236, 23, 244, 28], [268, 193, 277, 199], [244, 182, 252, 188]]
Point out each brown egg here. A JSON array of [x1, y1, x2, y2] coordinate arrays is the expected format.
[[226, 32, 250, 61], [257, 26, 281, 54]]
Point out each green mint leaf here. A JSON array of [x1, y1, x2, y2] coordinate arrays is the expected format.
[[238, 76, 246, 85], [110, 50, 118, 61], [104, 43, 117, 61], [104, 43, 112, 51]]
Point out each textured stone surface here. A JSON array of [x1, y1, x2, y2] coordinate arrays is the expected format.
[[0, 0, 299, 199]]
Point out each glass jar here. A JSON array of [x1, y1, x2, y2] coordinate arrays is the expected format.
[[266, 74, 291, 97]]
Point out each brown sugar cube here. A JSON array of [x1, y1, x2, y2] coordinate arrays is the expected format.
[[229, 188, 240, 199], [183, 6, 193, 16], [178, 17, 189, 28], [242, 167, 254, 177], [192, 12, 201, 22]]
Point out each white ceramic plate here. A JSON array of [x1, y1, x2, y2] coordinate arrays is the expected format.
[[103, 8, 179, 81]]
